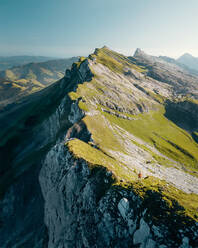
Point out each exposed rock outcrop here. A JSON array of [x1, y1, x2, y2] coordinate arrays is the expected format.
[[40, 139, 198, 247]]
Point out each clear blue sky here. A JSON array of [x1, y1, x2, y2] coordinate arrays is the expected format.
[[0, 0, 198, 58]]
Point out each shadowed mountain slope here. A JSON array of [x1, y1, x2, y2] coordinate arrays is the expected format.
[[0, 57, 78, 107]]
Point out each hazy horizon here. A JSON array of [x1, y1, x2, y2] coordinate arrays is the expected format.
[[1, 0, 198, 58], [0, 48, 197, 60]]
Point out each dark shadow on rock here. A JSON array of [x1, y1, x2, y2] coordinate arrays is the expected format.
[[164, 100, 198, 143]]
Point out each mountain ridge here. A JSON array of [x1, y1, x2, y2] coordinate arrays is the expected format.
[[0, 46, 198, 247], [0, 55, 58, 71]]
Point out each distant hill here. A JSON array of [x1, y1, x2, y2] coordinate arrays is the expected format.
[[0, 57, 78, 106], [177, 53, 198, 71], [0, 55, 56, 71], [0, 77, 45, 107]]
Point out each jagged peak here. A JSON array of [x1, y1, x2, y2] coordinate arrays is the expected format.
[[133, 48, 146, 57]]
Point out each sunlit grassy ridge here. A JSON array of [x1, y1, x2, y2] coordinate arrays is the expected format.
[[67, 138, 135, 182], [66, 47, 198, 221], [132, 176, 198, 221], [91, 46, 147, 74], [66, 138, 198, 221]]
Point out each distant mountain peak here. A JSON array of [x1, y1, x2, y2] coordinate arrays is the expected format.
[[102, 45, 110, 49], [177, 53, 198, 71], [133, 48, 146, 57], [179, 53, 193, 59]]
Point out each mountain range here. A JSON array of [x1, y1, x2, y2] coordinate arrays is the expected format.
[[0, 55, 56, 71], [0, 57, 78, 107], [0, 47, 198, 248], [177, 53, 198, 71]]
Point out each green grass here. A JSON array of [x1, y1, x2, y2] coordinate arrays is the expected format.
[[92, 47, 146, 74], [69, 52, 198, 174], [182, 97, 198, 105], [11, 83, 26, 90], [103, 107, 198, 173], [66, 139, 198, 222], [68, 79, 99, 102], [146, 90, 166, 104], [78, 100, 89, 111], [129, 137, 174, 168], [73, 56, 86, 69], [64, 47, 198, 223], [83, 114, 123, 152], [26, 69, 37, 80], [67, 138, 117, 169], [4, 69, 16, 80], [66, 138, 135, 182], [68, 91, 80, 101], [131, 176, 198, 221], [82, 102, 198, 173]]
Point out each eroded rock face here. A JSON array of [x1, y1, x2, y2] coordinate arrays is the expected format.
[[0, 70, 79, 247], [68, 101, 84, 124], [133, 218, 150, 246], [40, 143, 142, 247], [118, 198, 129, 220], [165, 100, 198, 132], [133, 48, 198, 95], [40, 142, 198, 248]]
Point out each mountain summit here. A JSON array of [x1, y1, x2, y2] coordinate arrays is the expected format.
[[177, 53, 198, 71], [0, 46, 198, 247], [133, 47, 146, 57]]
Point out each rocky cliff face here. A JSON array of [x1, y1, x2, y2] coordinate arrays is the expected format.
[[1, 47, 198, 247], [0, 70, 79, 247], [40, 135, 198, 248]]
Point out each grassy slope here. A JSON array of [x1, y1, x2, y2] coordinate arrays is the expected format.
[[0, 78, 45, 100], [92, 46, 147, 74], [66, 47, 198, 221], [103, 107, 198, 172]]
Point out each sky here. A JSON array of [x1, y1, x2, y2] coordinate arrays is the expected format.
[[0, 0, 198, 58]]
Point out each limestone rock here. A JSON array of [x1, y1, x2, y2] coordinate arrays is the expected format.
[[118, 198, 129, 220], [133, 218, 150, 246]]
